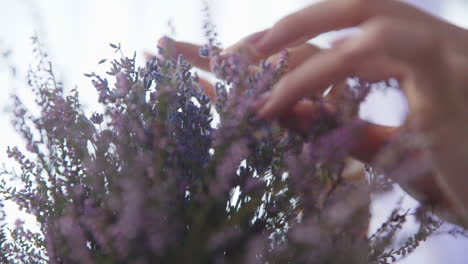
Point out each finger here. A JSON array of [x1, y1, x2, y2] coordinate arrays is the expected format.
[[219, 29, 270, 62], [221, 31, 321, 66], [145, 46, 217, 99], [269, 43, 338, 102], [257, 16, 438, 120], [277, 99, 336, 136], [275, 99, 398, 163], [158, 37, 210, 72], [144, 51, 157, 61], [266, 43, 321, 71], [197, 77, 216, 99], [153, 37, 281, 76], [350, 122, 398, 163], [154, 39, 323, 84], [323, 81, 349, 105], [245, 43, 322, 80], [253, 0, 427, 57], [331, 35, 352, 50], [256, 49, 357, 119]]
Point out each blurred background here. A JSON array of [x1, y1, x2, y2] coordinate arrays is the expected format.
[[1, 0, 467, 263]]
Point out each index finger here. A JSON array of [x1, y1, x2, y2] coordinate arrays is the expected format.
[[157, 37, 212, 72], [254, 0, 419, 56]]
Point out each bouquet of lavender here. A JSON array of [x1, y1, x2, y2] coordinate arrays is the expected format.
[[0, 28, 443, 263]]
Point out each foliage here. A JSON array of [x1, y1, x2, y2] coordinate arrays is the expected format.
[[0, 27, 451, 264]]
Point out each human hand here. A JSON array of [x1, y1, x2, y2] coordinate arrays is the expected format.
[[241, 0, 468, 218], [151, 0, 468, 223]]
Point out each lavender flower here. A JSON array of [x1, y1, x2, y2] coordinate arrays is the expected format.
[[0, 22, 451, 264]]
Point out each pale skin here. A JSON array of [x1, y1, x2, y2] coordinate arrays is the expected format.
[[150, 0, 468, 224]]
